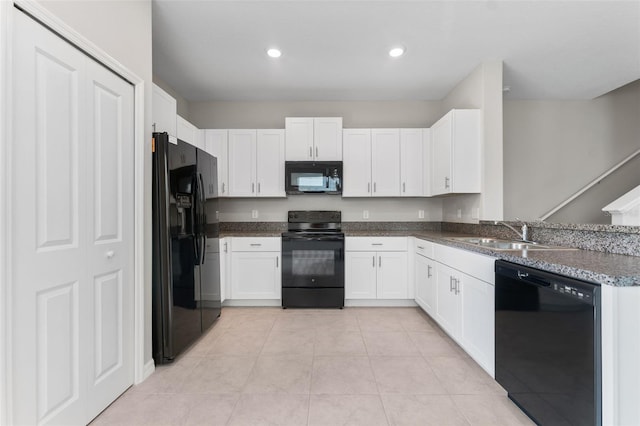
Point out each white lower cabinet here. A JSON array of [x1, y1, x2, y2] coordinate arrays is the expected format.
[[345, 237, 408, 300], [229, 237, 281, 300], [414, 239, 495, 377], [414, 250, 437, 317]]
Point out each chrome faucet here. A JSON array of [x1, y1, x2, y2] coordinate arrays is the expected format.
[[494, 220, 532, 243]]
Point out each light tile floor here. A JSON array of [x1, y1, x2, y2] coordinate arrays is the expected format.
[[92, 307, 534, 426]]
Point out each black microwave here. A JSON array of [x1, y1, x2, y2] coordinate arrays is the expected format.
[[285, 161, 342, 195]]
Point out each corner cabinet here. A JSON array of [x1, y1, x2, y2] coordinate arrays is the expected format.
[[229, 237, 281, 300], [431, 109, 481, 196], [227, 129, 285, 197], [345, 237, 408, 300], [285, 117, 343, 161]]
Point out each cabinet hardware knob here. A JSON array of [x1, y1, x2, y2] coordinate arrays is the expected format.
[[315, 146, 319, 158], [372, 256, 375, 267], [309, 147, 313, 158], [379, 256, 381, 267], [252, 183, 255, 193], [106, 250, 115, 259], [368, 182, 371, 193], [427, 265, 432, 278], [403, 182, 406, 193]]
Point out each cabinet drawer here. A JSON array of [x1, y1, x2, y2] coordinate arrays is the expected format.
[[231, 237, 280, 252], [345, 237, 407, 251], [414, 238, 434, 258]]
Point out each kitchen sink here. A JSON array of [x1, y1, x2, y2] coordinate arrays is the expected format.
[[445, 236, 576, 251]]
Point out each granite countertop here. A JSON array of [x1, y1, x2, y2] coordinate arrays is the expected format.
[[218, 226, 640, 287], [411, 231, 640, 287]]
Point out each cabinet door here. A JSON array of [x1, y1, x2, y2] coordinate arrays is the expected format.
[[431, 113, 452, 196], [422, 128, 432, 197], [219, 239, 228, 302], [371, 128, 401, 196], [377, 251, 408, 299], [342, 129, 372, 197], [400, 129, 424, 196], [204, 129, 228, 196], [285, 117, 314, 160], [228, 129, 257, 196], [256, 129, 285, 197], [460, 274, 495, 377], [313, 117, 343, 160], [435, 262, 460, 338], [345, 252, 377, 299], [152, 83, 177, 137], [415, 254, 436, 316], [231, 252, 281, 299]]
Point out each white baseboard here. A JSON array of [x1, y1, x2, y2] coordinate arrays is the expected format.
[[223, 299, 282, 307], [137, 359, 155, 384], [345, 299, 418, 307]]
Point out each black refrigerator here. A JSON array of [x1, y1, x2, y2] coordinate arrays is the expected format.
[[152, 132, 221, 364]]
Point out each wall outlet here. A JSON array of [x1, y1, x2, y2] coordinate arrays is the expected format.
[[251, 209, 259, 219], [363, 210, 369, 219], [457, 209, 462, 219], [418, 210, 425, 219]]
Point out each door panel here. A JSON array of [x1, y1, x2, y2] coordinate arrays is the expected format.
[[35, 50, 80, 249], [342, 129, 371, 197], [93, 271, 123, 382], [256, 129, 285, 197], [36, 281, 81, 423], [92, 82, 122, 242], [228, 130, 257, 196]]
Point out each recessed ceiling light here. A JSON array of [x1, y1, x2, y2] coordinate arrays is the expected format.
[[389, 47, 405, 58], [267, 48, 282, 58]]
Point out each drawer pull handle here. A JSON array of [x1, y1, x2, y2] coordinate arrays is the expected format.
[[417, 245, 425, 249], [250, 243, 262, 247], [427, 265, 432, 278], [371, 243, 383, 246]]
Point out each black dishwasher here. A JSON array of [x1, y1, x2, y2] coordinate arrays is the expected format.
[[495, 260, 601, 426]]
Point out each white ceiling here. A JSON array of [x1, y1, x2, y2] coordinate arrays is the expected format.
[[152, 0, 640, 101]]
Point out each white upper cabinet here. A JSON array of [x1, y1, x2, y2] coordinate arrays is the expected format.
[[204, 129, 229, 196], [431, 109, 481, 196], [371, 128, 401, 196], [176, 115, 201, 149], [343, 128, 427, 198], [285, 117, 343, 161], [342, 129, 372, 197], [152, 83, 177, 138], [400, 128, 425, 197], [228, 130, 257, 197], [256, 129, 286, 197], [227, 129, 285, 197]]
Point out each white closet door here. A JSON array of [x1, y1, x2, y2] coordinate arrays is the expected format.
[[11, 10, 134, 425], [12, 10, 89, 425], [85, 59, 134, 418]]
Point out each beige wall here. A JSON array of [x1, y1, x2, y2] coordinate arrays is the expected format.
[[440, 61, 504, 223], [37, 0, 155, 367], [503, 79, 640, 223], [153, 74, 191, 119]]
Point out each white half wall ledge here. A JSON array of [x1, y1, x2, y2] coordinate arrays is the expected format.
[[602, 184, 640, 226]]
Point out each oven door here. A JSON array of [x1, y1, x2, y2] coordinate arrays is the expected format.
[[282, 233, 344, 288]]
